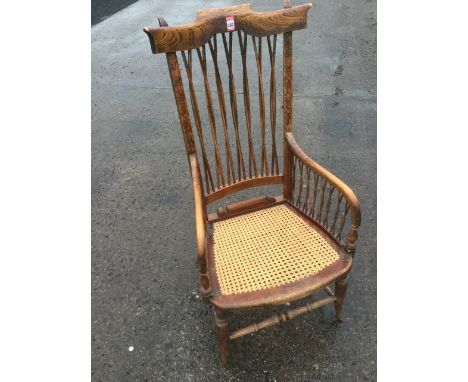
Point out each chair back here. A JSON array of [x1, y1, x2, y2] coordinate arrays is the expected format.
[[144, 2, 312, 204]]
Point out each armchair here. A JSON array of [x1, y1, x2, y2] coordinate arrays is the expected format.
[[143, 1, 361, 366]]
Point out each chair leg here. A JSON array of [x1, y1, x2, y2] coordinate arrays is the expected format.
[[199, 272, 212, 304], [213, 307, 230, 366], [334, 278, 348, 322]]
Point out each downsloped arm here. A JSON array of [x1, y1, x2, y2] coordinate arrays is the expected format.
[[285, 132, 361, 255], [189, 154, 211, 295]]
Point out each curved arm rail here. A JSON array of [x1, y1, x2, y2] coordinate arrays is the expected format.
[[189, 155, 208, 269], [285, 132, 361, 254]]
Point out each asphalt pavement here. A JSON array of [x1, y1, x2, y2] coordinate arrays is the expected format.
[[92, 0, 139, 25], [92, 0, 376, 380]]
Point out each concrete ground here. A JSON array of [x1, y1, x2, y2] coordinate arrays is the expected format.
[[92, 0, 376, 381]]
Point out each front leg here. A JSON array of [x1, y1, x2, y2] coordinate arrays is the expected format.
[[213, 306, 230, 366], [334, 277, 348, 322]]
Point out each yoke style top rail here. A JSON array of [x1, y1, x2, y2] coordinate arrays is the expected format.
[[144, 3, 312, 53]]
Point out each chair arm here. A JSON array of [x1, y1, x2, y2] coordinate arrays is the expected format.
[[285, 132, 361, 255], [189, 154, 207, 264], [189, 155, 212, 297]]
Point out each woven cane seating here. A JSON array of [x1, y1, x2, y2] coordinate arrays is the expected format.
[[144, 1, 361, 366], [212, 204, 340, 296]]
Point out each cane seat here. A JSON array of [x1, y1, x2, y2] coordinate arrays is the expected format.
[[212, 204, 340, 295]]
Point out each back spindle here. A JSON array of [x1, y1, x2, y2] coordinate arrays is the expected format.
[[144, 3, 313, 204]]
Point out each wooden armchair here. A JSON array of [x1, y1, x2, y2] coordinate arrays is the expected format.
[[143, 1, 361, 366]]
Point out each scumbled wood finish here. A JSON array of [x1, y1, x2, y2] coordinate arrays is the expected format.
[[143, 2, 361, 366], [144, 3, 312, 53]]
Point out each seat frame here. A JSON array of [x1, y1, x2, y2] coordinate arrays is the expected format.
[[206, 197, 352, 311], [143, 1, 361, 366]]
